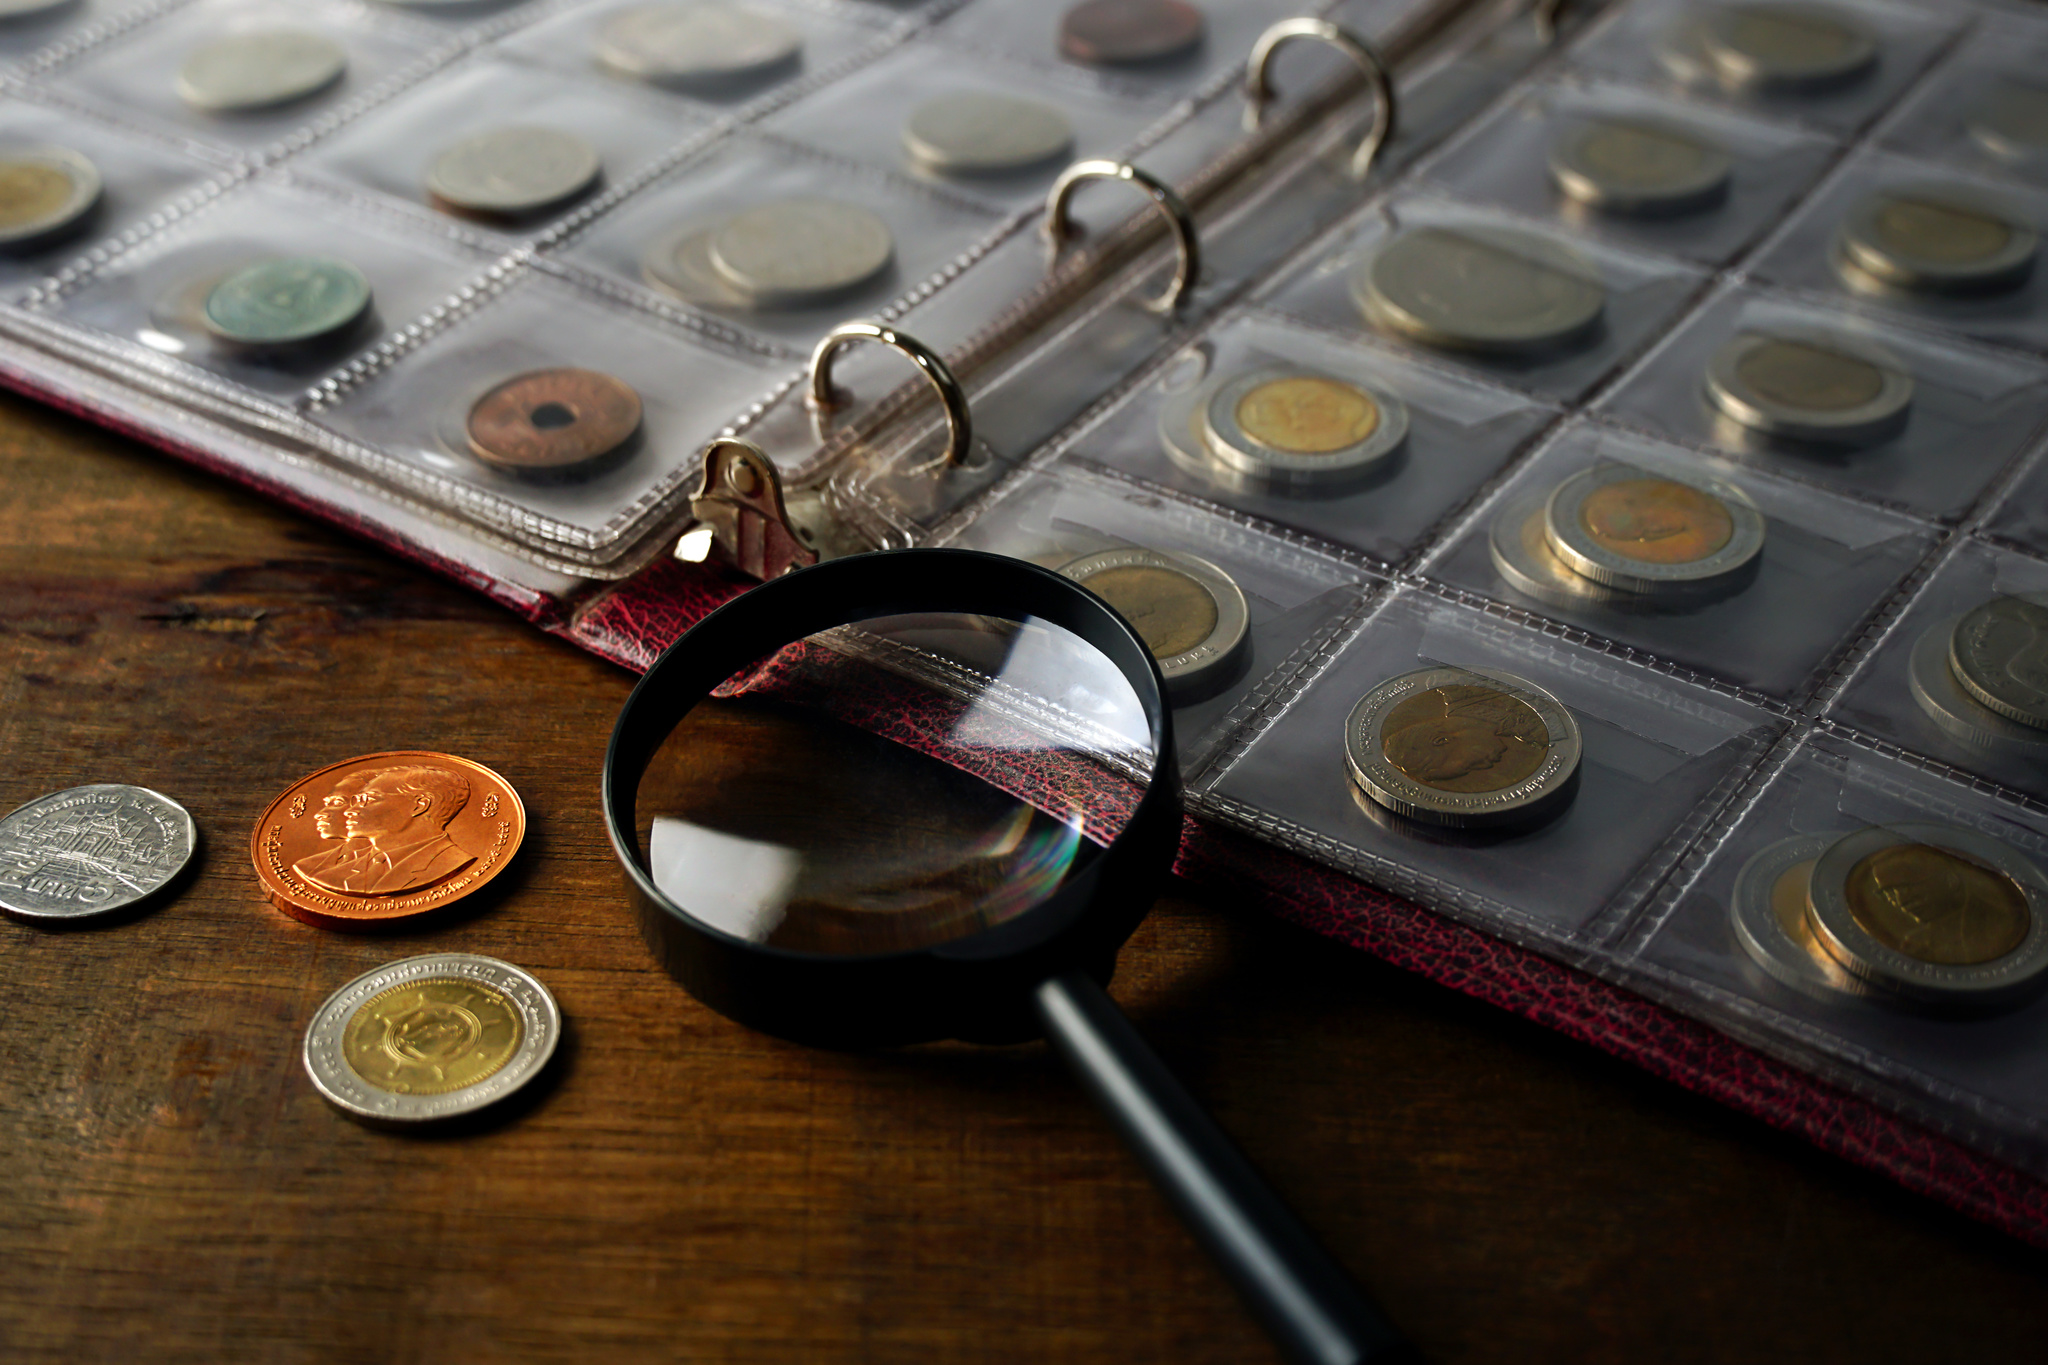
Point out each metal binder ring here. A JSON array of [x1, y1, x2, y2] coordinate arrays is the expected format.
[[1242, 18, 1395, 181], [1041, 159, 1200, 315], [1533, 0, 1568, 43], [807, 320, 972, 469]]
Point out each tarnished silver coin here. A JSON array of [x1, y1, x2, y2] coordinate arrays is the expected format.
[[1548, 117, 1732, 218], [176, 30, 348, 113], [1909, 614, 2048, 757], [1344, 665, 1581, 829], [1968, 79, 2048, 168], [1949, 594, 2048, 730], [706, 197, 894, 305], [203, 256, 372, 346], [0, 145, 100, 249], [303, 953, 561, 1125], [1696, 2, 1878, 94], [426, 126, 602, 217], [1543, 463, 1764, 594], [594, 2, 801, 90], [1058, 547, 1249, 704], [1731, 832, 1876, 1003], [0, 784, 196, 922], [1198, 368, 1407, 489], [1704, 330, 1912, 447], [1354, 224, 1605, 356], [902, 92, 1074, 176], [1837, 185, 2038, 296]]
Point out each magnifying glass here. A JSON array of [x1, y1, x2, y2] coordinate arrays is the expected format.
[[603, 547, 1410, 1365]]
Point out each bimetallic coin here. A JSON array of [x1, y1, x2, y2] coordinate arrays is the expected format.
[[202, 256, 371, 347], [1703, 331, 1912, 447], [1548, 118, 1732, 218], [594, 2, 801, 90], [251, 751, 527, 931], [0, 145, 99, 249], [1697, 2, 1878, 94], [426, 126, 602, 218], [1058, 0, 1205, 66], [1058, 547, 1249, 704], [0, 784, 195, 922], [1949, 595, 2048, 730], [1355, 225, 1606, 356], [705, 198, 894, 306], [1908, 615, 2048, 757], [902, 92, 1074, 176], [466, 367, 642, 479], [1344, 666, 1581, 829], [303, 953, 560, 1124], [1490, 494, 1633, 609], [1199, 368, 1408, 489], [1837, 186, 2039, 296], [1807, 823, 2048, 1010], [1968, 79, 2048, 167], [175, 30, 348, 113], [1543, 464, 1765, 594], [1731, 832, 1874, 1002]]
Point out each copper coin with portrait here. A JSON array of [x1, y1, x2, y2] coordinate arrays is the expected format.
[[251, 751, 527, 930]]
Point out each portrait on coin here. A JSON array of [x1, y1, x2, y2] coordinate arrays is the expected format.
[[293, 765, 477, 896], [1380, 685, 1549, 793]]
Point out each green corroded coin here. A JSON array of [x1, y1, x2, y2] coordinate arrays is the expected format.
[[203, 257, 372, 346]]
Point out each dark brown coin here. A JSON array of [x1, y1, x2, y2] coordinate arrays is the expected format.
[[1057, 0, 1204, 65], [465, 368, 642, 477]]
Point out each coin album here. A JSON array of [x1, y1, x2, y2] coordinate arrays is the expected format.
[[9, 0, 2048, 1236]]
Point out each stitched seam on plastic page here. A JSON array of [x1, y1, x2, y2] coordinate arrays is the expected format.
[[19, 165, 250, 308], [8, 0, 195, 80], [248, 29, 477, 167], [1814, 721, 2048, 820], [303, 254, 528, 409], [0, 80, 247, 169], [1804, 528, 1968, 715]]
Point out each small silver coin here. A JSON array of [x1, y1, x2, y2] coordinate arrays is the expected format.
[[1198, 368, 1408, 489], [594, 2, 801, 90], [1696, 2, 1878, 94], [901, 91, 1074, 176], [1837, 185, 2039, 296], [1807, 823, 2048, 1012], [1731, 832, 1877, 1003], [1344, 665, 1581, 830], [1968, 79, 2048, 167], [1908, 614, 2048, 757], [1354, 224, 1605, 356], [1057, 547, 1249, 704], [176, 30, 348, 113], [1949, 594, 2048, 730], [0, 784, 196, 922], [426, 126, 602, 217], [706, 198, 894, 306], [1542, 463, 1765, 594], [1548, 117, 1732, 218], [302, 953, 561, 1125], [0, 144, 100, 249], [202, 256, 372, 346], [1703, 330, 1912, 447]]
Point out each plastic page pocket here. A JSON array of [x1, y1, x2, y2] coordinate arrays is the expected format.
[[1877, 9, 2048, 191]]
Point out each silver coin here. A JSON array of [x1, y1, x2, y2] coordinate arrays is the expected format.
[[901, 92, 1074, 176], [1968, 79, 2048, 167], [1908, 614, 2048, 757], [706, 198, 894, 305], [1731, 832, 1877, 1003], [1198, 368, 1407, 489], [1837, 185, 2038, 296], [1703, 330, 1911, 447], [1548, 117, 1732, 218], [1949, 594, 2048, 730], [1354, 224, 1605, 356], [0, 784, 195, 922], [302, 952, 561, 1125], [594, 2, 801, 90], [0, 144, 100, 249], [1807, 823, 2048, 1011], [1344, 665, 1581, 829], [1542, 463, 1764, 594], [1057, 547, 1249, 704], [426, 126, 602, 217], [1696, 2, 1878, 94], [643, 220, 756, 308], [176, 30, 348, 113]]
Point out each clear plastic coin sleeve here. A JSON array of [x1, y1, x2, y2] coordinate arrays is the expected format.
[[1876, 10, 2048, 189]]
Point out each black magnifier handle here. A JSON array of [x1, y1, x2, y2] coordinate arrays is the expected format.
[[1035, 972, 1414, 1365]]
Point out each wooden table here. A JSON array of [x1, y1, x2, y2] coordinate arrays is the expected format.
[[3, 389, 2046, 1364]]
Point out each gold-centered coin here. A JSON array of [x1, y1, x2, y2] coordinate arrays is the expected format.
[[1839, 187, 2038, 295], [1378, 683, 1549, 795], [1548, 119, 1732, 217], [1873, 198, 2013, 264], [1771, 857, 1822, 950], [1080, 564, 1217, 658], [1058, 547, 1250, 702], [1697, 2, 1878, 93], [0, 145, 98, 248], [1578, 478, 1734, 566], [1234, 375, 1380, 454], [1736, 336, 1881, 410], [1844, 842, 2031, 966], [342, 977, 524, 1095], [465, 367, 642, 478], [1704, 331, 1914, 446]]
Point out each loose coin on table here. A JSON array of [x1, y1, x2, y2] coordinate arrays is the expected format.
[[1058, 0, 1205, 66], [303, 952, 560, 1124], [0, 145, 99, 250], [595, 2, 801, 90], [1909, 611, 2048, 757], [251, 750, 526, 931], [1355, 225, 1606, 356], [466, 366, 642, 479], [176, 30, 348, 113], [1058, 547, 1248, 703], [1968, 79, 2048, 167], [1542, 463, 1764, 596], [1548, 117, 1733, 218], [1198, 367, 1408, 490], [1836, 185, 2039, 295], [1703, 330, 1913, 447], [1949, 594, 2048, 730], [426, 126, 602, 218], [1693, 1, 1878, 94], [0, 784, 195, 922], [202, 256, 372, 347], [1806, 823, 2048, 1011], [1732, 832, 1871, 1001], [1345, 665, 1581, 830], [902, 92, 1074, 177]]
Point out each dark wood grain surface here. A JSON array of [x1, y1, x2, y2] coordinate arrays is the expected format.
[[3, 389, 2047, 1364]]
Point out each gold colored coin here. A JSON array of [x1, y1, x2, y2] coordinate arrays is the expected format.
[[1732, 337, 1884, 412], [1578, 478, 1734, 567], [1576, 123, 1717, 190], [1233, 375, 1380, 455], [1770, 857, 1822, 952], [1378, 684, 1549, 795], [1871, 197, 2015, 266], [1844, 842, 2031, 966], [1080, 565, 1217, 659], [342, 977, 524, 1096], [0, 161, 73, 231], [1722, 8, 1861, 66]]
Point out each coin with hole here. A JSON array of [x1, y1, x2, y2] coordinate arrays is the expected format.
[[466, 367, 642, 480]]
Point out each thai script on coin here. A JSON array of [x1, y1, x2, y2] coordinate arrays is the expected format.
[[1355, 224, 1606, 356], [176, 30, 348, 113], [0, 784, 195, 922], [1949, 595, 2048, 730], [1968, 78, 2048, 167], [203, 256, 372, 347], [1730, 832, 1872, 1001], [595, 2, 801, 90], [466, 367, 642, 480], [0, 145, 99, 249], [1542, 463, 1765, 594], [1058, 0, 1205, 66], [426, 126, 603, 218], [1692, 1, 1878, 94], [1704, 330, 1913, 446], [1058, 547, 1249, 703], [1836, 185, 2039, 296], [902, 92, 1074, 176], [1548, 117, 1732, 218]]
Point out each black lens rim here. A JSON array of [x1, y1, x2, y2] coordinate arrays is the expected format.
[[602, 547, 1183, 1047]]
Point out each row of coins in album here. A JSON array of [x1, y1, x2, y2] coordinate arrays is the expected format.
[[1908, 594, 2048, 761]]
